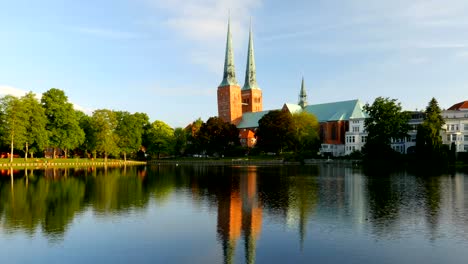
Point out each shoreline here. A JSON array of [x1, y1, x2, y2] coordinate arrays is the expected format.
[[0, 160, 146, 168]]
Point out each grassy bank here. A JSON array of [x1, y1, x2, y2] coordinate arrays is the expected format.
[[0, 158, 146, 168]]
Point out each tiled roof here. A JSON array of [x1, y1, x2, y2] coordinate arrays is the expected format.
[[303, 99, 368, 122], [448, 101, 468, 111], [236, 99, 368, 129], [237, 110, 272, 129]]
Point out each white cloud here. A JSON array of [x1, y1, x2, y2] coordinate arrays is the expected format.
[[0, 85, 29, 97], [145, 0, 262, 70], [0, 85, 93, 115]]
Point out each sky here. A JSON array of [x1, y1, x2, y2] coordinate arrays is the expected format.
[[1, 0, 468, 128]]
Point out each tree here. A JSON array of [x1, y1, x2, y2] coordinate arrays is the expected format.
[[184, 118, 204, 155], [416, 98, 445, 161], [173, 127, 187, 156], [41, 88, 84, 158], [363, 97, 410, 159], [0, 95, 28, 162], [146, 120, 174, 159], [115, 111, 149, 162], [255, 110, 294, 154], [21, 92, 48, 159], [91, 109, 119, 163], [197, 117, 239, 156], [76, 110, 96, 158], [291, 111, 320, 154]]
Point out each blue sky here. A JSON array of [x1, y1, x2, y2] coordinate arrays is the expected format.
[[1, 0, 468, 128]]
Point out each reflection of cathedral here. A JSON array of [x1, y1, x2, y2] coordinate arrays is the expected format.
[[217, 167, 262, 264]]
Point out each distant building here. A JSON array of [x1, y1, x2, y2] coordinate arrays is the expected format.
[[442, 100, 468, 152]]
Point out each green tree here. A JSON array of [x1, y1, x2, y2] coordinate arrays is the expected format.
[[255, 110, 294, 154], [416, 98, 445, 161], [0, 95, 28, 162], [76, 110, 96, 158], [41, 88, 85, 158], [363, 97, 410, 159], [291, 111, 320, 154], [184, 118, 204, 155], [147, 120, 174, 159], [173, 127, 187, 156], [197, 117, 239, 156], [115, 111, 149, 162], [91, 109, 119, 162], [21, 92, 48, 159]]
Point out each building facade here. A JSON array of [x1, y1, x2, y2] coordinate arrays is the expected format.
[[442, 101, 468, 152]]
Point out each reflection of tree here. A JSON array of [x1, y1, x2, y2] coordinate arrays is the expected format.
[[366, 173, 401, 236], [0, 166, 159, 240], [418, 176, 442, 240]]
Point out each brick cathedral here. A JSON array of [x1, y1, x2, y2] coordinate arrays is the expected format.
[[217, 18, 263, 125]]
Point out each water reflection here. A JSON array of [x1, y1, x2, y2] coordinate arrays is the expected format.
[[0, 165, 468, 263]]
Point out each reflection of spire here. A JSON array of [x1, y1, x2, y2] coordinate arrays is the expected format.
[[217, 166, 262, 264]]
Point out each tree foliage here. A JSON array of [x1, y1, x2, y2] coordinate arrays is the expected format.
[[0, 95, 28, 162], [197, 117, 239, 156], [115, 111, 149, 161], [146, 120, 174, 159], [291, 111, 320, 153], [91, 109, 119, 162], [416, 98, 445, 161], [363, 97, 410, 159], [21, 92, 49, 159], [41, 88, 84, 158], [255, 110, 294, 154]]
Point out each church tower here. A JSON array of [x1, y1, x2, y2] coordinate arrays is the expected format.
[[241, 22, 263, 113], [298, 77, 307, 108], [217, 17, 243, 124]]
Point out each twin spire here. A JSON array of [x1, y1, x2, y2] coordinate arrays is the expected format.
[[220, 17, 259, 90]]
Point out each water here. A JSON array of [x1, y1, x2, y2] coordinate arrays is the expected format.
[[1, 165, 468, 263]]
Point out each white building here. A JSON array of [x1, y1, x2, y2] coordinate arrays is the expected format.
[[442, 101, 468, 152]]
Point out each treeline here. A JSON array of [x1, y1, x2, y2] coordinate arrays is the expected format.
[[0, 88, 168, 162]]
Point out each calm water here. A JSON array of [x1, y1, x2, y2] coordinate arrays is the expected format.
[[1, 165, 468, 264]]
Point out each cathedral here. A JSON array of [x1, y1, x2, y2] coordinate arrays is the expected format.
[[217, 18, 263, 125], [217, 18, 368, 156]]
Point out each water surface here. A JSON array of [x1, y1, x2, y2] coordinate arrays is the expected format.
[[1, 165, 467, 263]]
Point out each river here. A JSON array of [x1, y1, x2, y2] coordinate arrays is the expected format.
[[0, 165, 467, 263]]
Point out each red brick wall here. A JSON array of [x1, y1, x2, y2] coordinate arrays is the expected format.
[[241, 89, 263, 113], [218, 85, 242, 124], [320, 121, 348, 144]]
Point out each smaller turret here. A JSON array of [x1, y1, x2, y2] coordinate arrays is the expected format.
[[298, 77, 307, 109]]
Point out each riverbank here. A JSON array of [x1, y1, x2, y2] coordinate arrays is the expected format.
[[0, 158, 146, 168], [148, 158, 362, 166]]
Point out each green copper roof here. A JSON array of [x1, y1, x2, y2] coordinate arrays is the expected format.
[[237, 99, 368, 129], [242, 23, 259, 90], [298, 77, 307, 108], [237, 110, 271, 129], [219, 17, 238, 87], [303, 99, 368, 122]]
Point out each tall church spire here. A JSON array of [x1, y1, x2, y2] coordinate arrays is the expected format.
[[298, 77, 307, 108], [220, 16, 238, 87], [242, 20, 259, 90]]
